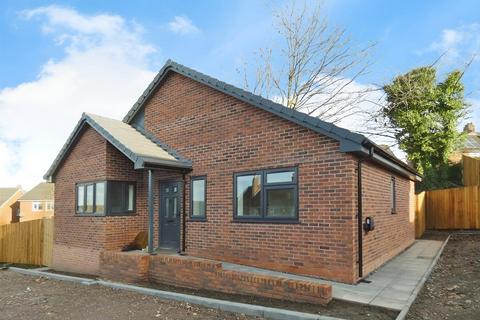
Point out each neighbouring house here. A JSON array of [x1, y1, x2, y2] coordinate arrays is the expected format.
[[450, 122, 480, 163], [0, 187, 23, 225], [44, 60, 421, 287], [11, 182, 54, 223], [445, 123, 480, 186]]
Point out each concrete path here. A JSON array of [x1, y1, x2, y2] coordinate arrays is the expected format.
[[223, 239, 444, 311]]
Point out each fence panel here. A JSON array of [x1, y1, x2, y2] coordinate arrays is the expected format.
[[42, 218, 54, 266], [0, 218, 53, 266], [425, 186, 480, 229], [463, 155, 480, 186], [415, 192, 426, 238]]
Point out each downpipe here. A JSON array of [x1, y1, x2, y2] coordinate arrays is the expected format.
[[357, 147, 373, 280]]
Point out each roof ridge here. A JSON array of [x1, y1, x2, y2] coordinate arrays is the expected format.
[[122, 60, 367, 145], [84, 113, 141, 165]]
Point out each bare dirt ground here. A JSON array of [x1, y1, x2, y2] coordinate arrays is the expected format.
[[407, 232, 480, 320], [0, 271, 257, 320], [0, 269, 398, 320]]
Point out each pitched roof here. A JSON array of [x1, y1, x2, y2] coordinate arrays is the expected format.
[[19, 182, 54, 201], [464, 134, 480, 150], [44, 113, 192, 180], [0, 187, 22, 207], [123, 59, 421, 181]]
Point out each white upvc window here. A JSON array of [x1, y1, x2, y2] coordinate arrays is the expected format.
[[46, 201, 54, 211], [32, 201, 44, 211]]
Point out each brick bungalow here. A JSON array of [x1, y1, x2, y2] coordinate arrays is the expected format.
[[44, 60, 421, 288]]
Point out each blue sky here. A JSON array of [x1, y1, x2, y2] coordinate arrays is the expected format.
[[0, 0, 479, 188]]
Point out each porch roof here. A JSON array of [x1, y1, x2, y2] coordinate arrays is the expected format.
[[44, 113, 192, 180]]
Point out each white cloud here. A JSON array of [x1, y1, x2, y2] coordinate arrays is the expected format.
[[0, 5, 157, 189], [425, 23, 480, 64], [168, 15, 199, 35], [466, 98, 480, 128]]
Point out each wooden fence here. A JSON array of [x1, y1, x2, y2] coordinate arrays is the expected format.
[[0, 218, 53, 266], [420, 185, 480, 230], [463, 155, 480, 186], [415, 192, 426, 238]]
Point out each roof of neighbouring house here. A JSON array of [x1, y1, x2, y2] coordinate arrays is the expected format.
[[44, 113, 192, 180], [464, 134, 480, 150], [18, 182, 54, 201], [0, 187, 22, 207], [122, 59, 421, 181]]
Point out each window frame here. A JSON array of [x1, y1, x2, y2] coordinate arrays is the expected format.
[[190, 176, 207, 221], [45, 201, 54, 211], [75, 180, 136, 216], [391, 176, 397, 214], [32, 201, 43, 212], [107, 181, 136, 215], [233, 167, 299, 223]]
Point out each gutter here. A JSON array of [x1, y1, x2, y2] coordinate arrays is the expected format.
[[341, 141, 422, 182]]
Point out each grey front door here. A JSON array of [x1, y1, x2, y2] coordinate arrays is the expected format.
[[159, 181, 181, 249]]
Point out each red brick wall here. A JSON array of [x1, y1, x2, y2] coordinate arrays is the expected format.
[[52, 127, 108, 274], [104, 143, 147, 251], [100, 251, 150, 283], [358, 162, 415, 277], [143, 72, 358, 283], [100, 251, 332, 305]]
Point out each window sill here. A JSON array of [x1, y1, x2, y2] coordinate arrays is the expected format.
[[188, 217, 207, 222], [75, 213, 105, 217], [75, 212, 137, 217], [232, 218, 299, 224], [108, 212, 137, 216]]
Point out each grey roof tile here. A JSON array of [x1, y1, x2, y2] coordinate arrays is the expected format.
[[19, 182, 54, 201]]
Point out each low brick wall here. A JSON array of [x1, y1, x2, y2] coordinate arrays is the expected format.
[[100, 251, 332, 305], [100, 251, 150, 283]]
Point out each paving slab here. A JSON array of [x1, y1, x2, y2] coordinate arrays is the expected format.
[[332, 240, 443, 310], [223, 239, 444, 311]]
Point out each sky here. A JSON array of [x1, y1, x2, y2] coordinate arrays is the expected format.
[[0, 0, 479, 190]]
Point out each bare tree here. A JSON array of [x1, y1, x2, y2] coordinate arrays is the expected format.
[[242, 0, 375, 123]]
